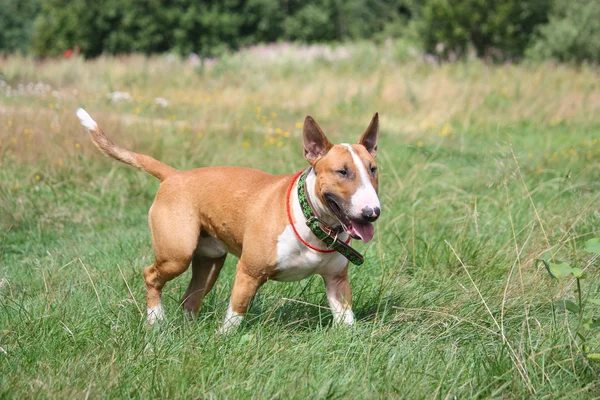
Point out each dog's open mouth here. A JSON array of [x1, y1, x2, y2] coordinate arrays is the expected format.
[[324, 194, 375, 243]]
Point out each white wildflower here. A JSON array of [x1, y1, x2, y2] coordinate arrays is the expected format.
[[154, 97, 169, 107], [107, 91, 132, 103]]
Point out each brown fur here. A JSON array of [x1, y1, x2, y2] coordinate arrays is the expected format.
[[81, 112, 379, 326]]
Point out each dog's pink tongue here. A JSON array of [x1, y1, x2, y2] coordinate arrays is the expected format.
[[349, 221, 374, 243]]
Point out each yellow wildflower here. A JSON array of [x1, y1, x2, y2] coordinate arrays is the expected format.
[[295, 122, 303, 129], [242, 140, 250, 148], [417, 140, 423, 147], [439, 123, 452, 137]]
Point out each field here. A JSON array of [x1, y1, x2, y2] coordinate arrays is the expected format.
[[1, 42, 600, 398]]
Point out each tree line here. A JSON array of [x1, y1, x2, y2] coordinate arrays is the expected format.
[[1, 0, 598, 63]]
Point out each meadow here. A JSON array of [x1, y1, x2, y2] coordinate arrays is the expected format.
[[1, 42, 599, 398]]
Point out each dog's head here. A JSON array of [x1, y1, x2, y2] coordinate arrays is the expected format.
[[303, 114, 380, 243]]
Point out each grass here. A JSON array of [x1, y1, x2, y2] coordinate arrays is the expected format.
[[1, 42, 599, 398]]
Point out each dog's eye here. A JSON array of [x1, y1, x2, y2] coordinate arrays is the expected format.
[[370, 166, 377, 175], [337, 169, 348, 176]]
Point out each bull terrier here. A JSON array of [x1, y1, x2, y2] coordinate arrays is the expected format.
[[76, 108, 380, 332]]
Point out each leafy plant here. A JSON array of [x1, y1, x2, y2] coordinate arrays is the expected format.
[[538, 238, 600, 361], [0, 0, 40, 55], [415, 0, 551, 61], [527, 0, 600, 64]]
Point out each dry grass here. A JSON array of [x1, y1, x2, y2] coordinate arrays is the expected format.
[[1, 42, 599, 398]]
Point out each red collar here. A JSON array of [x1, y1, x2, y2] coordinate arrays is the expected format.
[[285, 169, 351, 253]]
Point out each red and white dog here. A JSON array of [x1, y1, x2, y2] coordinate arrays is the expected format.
[[77, 109, 380, 332]]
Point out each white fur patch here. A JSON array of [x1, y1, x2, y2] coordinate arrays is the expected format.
[[343, 144, 380, 215], [219, 302, 244, 334], [76, 108, 98, 131], [328, 297, 355, 325], [274, 171, 349, 281], [147, 303, 165, 325]]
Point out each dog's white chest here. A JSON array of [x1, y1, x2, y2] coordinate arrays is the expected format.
[[274, 225, 348, 281]]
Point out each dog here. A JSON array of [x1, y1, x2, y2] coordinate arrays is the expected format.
[[76, 109, 380, 333]]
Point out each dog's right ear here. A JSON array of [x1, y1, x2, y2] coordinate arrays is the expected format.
[[303, 116, 332, 165]]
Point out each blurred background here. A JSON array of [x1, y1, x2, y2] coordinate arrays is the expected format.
[[1, 0, 599, 63]]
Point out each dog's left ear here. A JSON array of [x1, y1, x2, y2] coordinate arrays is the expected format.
[[303, 116, 332, 165], [358, 113, 379, 157]]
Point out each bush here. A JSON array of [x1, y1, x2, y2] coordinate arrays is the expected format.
[[28, 0, 411, 58], [527, 0, 600, 63], [415, 0, 551, 61], [0, 0, 40, 55]]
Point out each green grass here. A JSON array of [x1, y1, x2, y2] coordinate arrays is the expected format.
[[1, 43, 600, 398]]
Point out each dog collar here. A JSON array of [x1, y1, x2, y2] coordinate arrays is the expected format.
[[296, 168, 364, 266]]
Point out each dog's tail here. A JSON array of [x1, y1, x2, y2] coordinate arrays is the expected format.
[[76, 108, 178, 181]]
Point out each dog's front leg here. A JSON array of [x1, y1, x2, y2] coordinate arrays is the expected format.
[[219, 265, 265, 334], [322, 269, 355, 326]]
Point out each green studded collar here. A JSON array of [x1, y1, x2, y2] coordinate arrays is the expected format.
[[296, 168, 364, 266]]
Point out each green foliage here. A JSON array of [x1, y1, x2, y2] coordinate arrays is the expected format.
[[5, 0, 600, 64], [586, 238, 600, 254], [282, 0, 411, 42], [527, 0, 600, 64], [415, 0, 551, 61], [1, 53, 600, 396], [538, 239, 600, 361], [27, 0, 410, 58], [0, 0, 40, 55]]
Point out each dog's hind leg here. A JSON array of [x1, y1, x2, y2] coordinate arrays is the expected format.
[[181, 253, 227, 317], [144, 256, 194, 324], [144, 203, 198, 324]]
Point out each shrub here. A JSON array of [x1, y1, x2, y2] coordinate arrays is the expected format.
[[28, 0, 411, 58], [527, 0, 600, 64], [0, 0, 40, 55], [415, 0, 551, 61]]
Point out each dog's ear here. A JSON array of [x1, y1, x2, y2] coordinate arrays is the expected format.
[[303, 116, 332, 165], [358, 113, 379, 157]]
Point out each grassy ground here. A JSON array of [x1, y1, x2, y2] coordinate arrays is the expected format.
[[1, 43, 599, 398]]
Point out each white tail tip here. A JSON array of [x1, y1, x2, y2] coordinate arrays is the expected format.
[[76, 108, 98, 130]]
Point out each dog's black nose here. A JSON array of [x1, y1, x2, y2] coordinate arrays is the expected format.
[[361, 206, 381, 222]]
